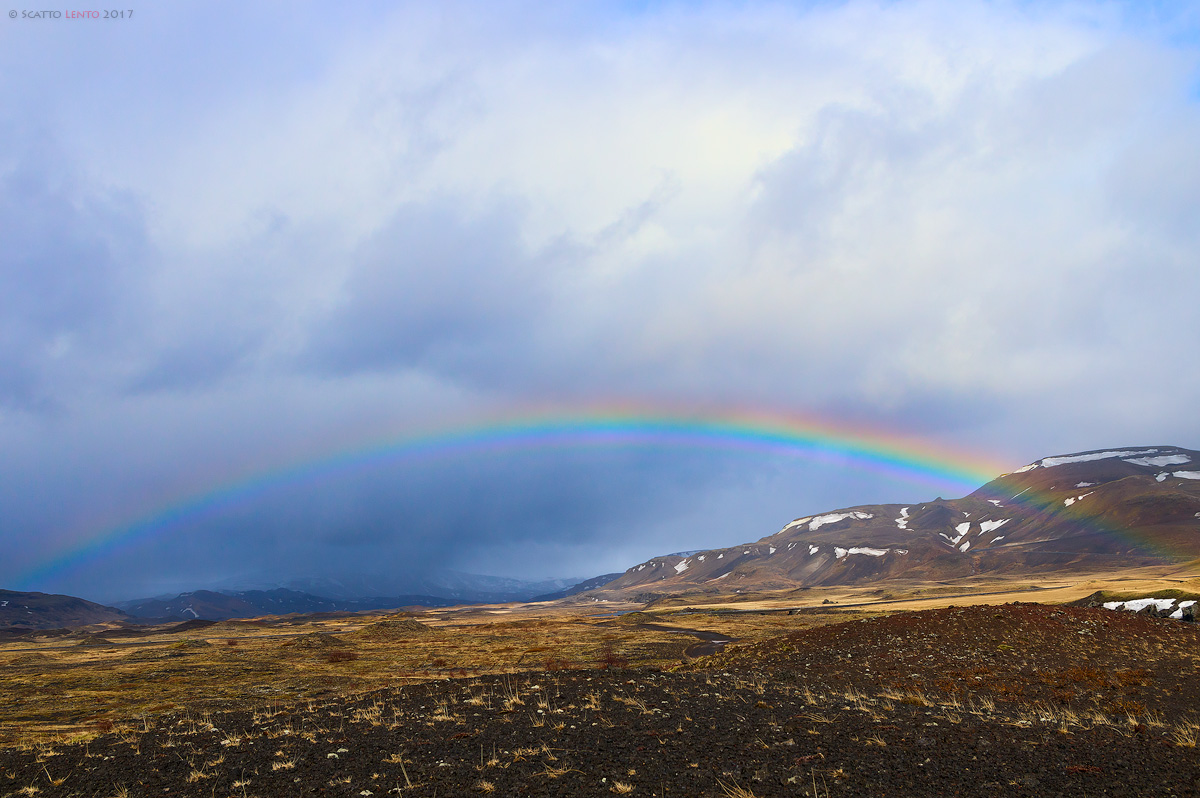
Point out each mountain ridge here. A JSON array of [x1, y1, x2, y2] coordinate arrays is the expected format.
[[232, 571, 583, 604], [0, 589, 130, 630], [7, 445, 1198, 626], [114, 588, 464, 621], [576, 445, 1200, 600]]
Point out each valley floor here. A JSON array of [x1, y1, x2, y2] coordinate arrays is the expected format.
[[3, 600, 1200, 797]]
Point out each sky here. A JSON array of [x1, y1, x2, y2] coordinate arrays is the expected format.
[[2, 0, 1199, 603]]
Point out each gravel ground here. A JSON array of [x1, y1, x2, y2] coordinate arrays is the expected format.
[[700, 601, 1200, 722], [3, 603, 1198, 797]]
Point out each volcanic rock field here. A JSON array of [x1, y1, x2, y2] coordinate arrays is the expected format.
[[4, 602, 1200, 797]]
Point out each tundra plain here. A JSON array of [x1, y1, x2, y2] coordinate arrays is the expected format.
[[4, 564, 1200, 796]]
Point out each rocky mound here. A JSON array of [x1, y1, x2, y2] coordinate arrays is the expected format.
[[695, 602, 1200, 721], [5, 652, 55, 666], [283, 632, 345, 650], [1071, 589, 1200, 619], [349, 618, 439, 641], [166, 619, 219, 634], [72, 637, 116, 647]]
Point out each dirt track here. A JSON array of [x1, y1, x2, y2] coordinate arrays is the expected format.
[[637, 623, 735, 658]]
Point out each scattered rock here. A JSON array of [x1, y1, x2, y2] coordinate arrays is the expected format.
[[2, 668, 1197, 796]]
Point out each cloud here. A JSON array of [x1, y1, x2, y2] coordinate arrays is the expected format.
[[0, 132, 149, 409], [303, 199, 546, 376], [1, 1, 1199, 599]]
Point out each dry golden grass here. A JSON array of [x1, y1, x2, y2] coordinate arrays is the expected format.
[[0, 605, 776, 746], [719, 780, 758, 798], [5, 564, 1199, 747]]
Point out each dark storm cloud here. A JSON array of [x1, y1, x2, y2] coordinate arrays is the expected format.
[[56, 444, 818, 602], [305, 200, 546, 377], [0, 135, 147, 409]]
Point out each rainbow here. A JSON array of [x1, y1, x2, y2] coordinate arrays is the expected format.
[[15, 406, 1012, 590]]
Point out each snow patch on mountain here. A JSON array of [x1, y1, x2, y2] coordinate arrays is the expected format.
[[941, 522, 972, 546], [1125, 454, 1190, 467], [808, 512, 874, 531], [1103, 597, 1197, 620], [833, 546, 889, 559], [781, 516, 813, 533], [1104, 598, 1177, 612], [1041, 449, 1159, 467]]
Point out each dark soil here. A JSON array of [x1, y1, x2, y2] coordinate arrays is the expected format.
[[699, 601, 1200, 721], [3, 603, 1199, 797]]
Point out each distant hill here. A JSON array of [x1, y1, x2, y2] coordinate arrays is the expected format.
[[531, 573, 623, 602], [576, 445, 1200, 600], [4, 575, 591, 628], [116, 588, 462, 620], [0, 589, 129, 630], [223, 571, 585, 604], [17, 445, 1200, 621]]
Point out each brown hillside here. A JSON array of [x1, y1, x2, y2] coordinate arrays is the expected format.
[[0, 589, 129, 630], [587, 446, 1200, 599]]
